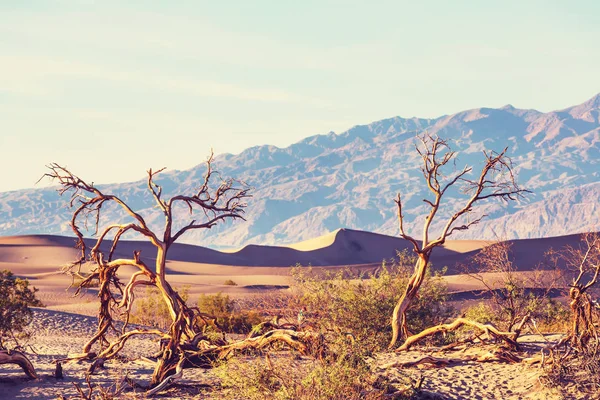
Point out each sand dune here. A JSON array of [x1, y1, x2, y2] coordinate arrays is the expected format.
[[0, 229, 589, 313], [2, 229, 585, 271]]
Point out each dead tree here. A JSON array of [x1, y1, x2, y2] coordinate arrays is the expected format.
[[536, 233, 600, 393], [554, 232, 600, 349], [389, 134, 528, 348], [43, 153, 324, 392]]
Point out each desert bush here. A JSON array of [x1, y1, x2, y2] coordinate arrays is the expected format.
[[291, 251, 453, 351], [532, 298, 570, 333], [216, 339, 421, 400], [457, 298, 569, 341], [465, 240, 567, 333], [130, 285, 189, 329], [0, 269, 43, 348], [198, 292, 262, 334], [463, 302, 496, 324], [236, 291, 304, 323], [224, 279, 238, 286]]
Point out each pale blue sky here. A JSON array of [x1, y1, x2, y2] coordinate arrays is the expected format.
[[1, 0, 599, 192]]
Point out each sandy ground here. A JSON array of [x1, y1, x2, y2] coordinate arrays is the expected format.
[[373, 336, 569, 400], [0, 308, 223, 399]]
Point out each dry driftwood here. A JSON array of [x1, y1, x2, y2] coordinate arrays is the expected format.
[[0, 350, 37, 379], [396, 315, 529, 352]]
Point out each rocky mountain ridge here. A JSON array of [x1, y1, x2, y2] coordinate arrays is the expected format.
[[1, 93, 599, 248]]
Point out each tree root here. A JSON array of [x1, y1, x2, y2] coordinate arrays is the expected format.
[[0, 350, 37, 379]]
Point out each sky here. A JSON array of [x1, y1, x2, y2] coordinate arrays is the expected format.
[[1, 0, 599, 192]]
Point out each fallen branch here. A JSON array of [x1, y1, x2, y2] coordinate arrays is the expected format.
[[0, 350, 37, 379], [397, 317, 526, 352], [383, 347, 523, 371]]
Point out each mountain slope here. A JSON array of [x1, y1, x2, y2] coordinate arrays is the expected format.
[[1, 94, 600, 247]]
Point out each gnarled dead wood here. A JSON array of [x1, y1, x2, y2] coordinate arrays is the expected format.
[[0, 350, 37, 379], [396, 317, 527, 352], [219, 329, 325, 359], [382, 347, 524, 372]]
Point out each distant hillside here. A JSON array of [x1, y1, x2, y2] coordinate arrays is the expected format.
[[1, 94, 600, 247]]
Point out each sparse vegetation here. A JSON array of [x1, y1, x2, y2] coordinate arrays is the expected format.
[[462, 240, 568, 334], [541, 233, 600, 395], [224, 279, 238, 286]]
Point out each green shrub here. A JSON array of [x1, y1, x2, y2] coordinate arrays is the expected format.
[[198, 292, 262, 334], [463, 302, 496, 324], [224, 279, 238, 286], [291, 251, 453, 351], [533, 298, 570, 333], [0, 270, 43, 348], [459, 297, 570, 339]]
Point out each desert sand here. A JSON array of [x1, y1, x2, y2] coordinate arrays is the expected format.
[[0, 230, 585, 399], [0, 308, 567, 399]]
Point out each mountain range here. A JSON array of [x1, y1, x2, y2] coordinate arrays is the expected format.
[[1, 94, 600, 248]]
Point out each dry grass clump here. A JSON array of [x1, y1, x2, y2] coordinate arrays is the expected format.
[[215, 339, 427, 400], [129, 285, 190, 329], [542, 337, 600, 395]]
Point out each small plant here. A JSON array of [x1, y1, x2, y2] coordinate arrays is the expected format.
[[197, 292, 262, 334], [465, 240, 566, 334], [224, 279, 238, 286], [0, 269, 43, 349]]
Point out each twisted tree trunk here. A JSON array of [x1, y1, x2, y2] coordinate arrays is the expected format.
[[0, 350, 37, 379], [390, 253, 429, 348]]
